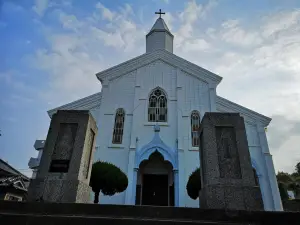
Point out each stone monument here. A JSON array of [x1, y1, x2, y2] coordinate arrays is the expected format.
[[28, 110, 98, 203], [199, 112, 263, 211]]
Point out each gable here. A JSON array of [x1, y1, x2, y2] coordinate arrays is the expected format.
[[96, 49, 222, 85], [0, 159, 29, 180], [216, 96, 271, 126], [48, 92, 102, 118], [14, 180, 25, 190]]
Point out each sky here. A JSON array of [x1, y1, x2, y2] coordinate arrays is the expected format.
[[1, 0, 300, 177]]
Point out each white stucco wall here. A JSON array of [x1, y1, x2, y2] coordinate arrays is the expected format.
[[94, 59, 215, 205], [93, 71, 136, 204]]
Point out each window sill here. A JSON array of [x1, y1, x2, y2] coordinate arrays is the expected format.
[[108, 144, 125, 149], [189, 147, 200, 151], [144, 122, 169, 127]]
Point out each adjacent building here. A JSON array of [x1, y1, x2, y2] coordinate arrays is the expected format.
[[0, 159, 30, 201]]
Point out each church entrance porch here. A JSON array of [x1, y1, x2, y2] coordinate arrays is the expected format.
[[135, 151, 174, 206]]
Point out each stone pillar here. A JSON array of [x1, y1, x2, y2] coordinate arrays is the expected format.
[[132, 168, 138, 204], [199, 112, 263, 211], [125, 149, 136, 205], [173, 169, 179, 207], [178, 150, 185, 207], [27, 110, 98, 203], [257, 125, 283, 211]]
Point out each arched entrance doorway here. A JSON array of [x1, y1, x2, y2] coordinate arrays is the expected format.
[[135, 151, 174, 206]]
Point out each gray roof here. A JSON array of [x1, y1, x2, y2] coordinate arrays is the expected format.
[[147, 18, 173, 37], [0, 175, 28, 191], [150, 18, 171, 32], [48, 92, 102, 118], [0, 159, 29, 181]]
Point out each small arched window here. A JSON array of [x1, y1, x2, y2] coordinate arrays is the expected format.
[[112, 108, 125, 144], [148, 88, 167, 122], [191, 111, 200, 147]]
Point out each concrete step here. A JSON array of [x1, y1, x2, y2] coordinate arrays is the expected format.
[[0, 212, 240, 225], [0, 201, 299, 225]]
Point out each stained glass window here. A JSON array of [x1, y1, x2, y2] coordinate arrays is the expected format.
[[148, 88, 167, 122], [112, 108, 125, 144], [191, 111, 200, 147]]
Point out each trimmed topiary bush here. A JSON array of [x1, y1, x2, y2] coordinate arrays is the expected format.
[[186, 167, 201, 200], [89, 161, 128, 203]]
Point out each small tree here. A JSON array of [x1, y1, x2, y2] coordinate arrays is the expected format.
[[89, 161, 128, 203], [186, 167, 201, 200], [277, 171, 300, 200], [295, 162, 300, 176], [277, 172, 294, 184], [278, 182, 289, 201]]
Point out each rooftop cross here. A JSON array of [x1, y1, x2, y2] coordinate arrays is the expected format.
[[155, 9, 165, 18]]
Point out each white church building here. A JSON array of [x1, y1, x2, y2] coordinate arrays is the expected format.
[[28, 16, 282, 211]]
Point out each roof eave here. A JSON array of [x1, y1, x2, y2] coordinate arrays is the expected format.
[[216, 96, 272, 126], [96, 50, 223, 86], [146, 29, 174, 38]]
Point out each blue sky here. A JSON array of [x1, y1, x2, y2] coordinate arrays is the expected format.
[[1, 0, 300, 176]]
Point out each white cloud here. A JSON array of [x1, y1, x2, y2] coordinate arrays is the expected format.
[[220, 19, 263, 47], [262, 9, 300, 37], [92, 27, 125, 48], [162, 12, 174, 30], [181, 39, 211, 52], [27, 2, 146, 105], [32, 0, 49, 16], [0, 71, 37, 96], [179, 0, 202, 24], [119, 3, 134, 17], [59, 12, 82, 31], [96, 2, 115, 21], [175, 0, 218, 47], [221, 19, 239, 29]]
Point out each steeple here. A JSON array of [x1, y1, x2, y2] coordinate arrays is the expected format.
[[146, 10, 174, 53]]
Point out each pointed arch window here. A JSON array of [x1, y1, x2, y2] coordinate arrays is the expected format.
[[148, 88, 167, 122], [112, 108, 125, 144], [191, 111, 201, 147]]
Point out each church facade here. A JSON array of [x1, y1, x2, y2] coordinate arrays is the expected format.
[[41, 17, 282, 210]]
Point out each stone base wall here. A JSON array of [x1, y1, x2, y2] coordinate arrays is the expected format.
[[200, 185, 263, 210], [28, 179, 91, 203], [283, 199, 300, 212]]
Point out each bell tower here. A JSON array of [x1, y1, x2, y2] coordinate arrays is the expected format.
[[146, 9, 174, 53]]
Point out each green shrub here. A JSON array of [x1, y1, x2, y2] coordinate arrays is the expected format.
[[89, 161, 128, 203], [186, 167, 201, 200]]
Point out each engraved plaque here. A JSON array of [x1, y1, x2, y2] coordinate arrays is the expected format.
[[215, 126, 241, 179], [49, 123, 78, 173], [49, 160, 70, 173]]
